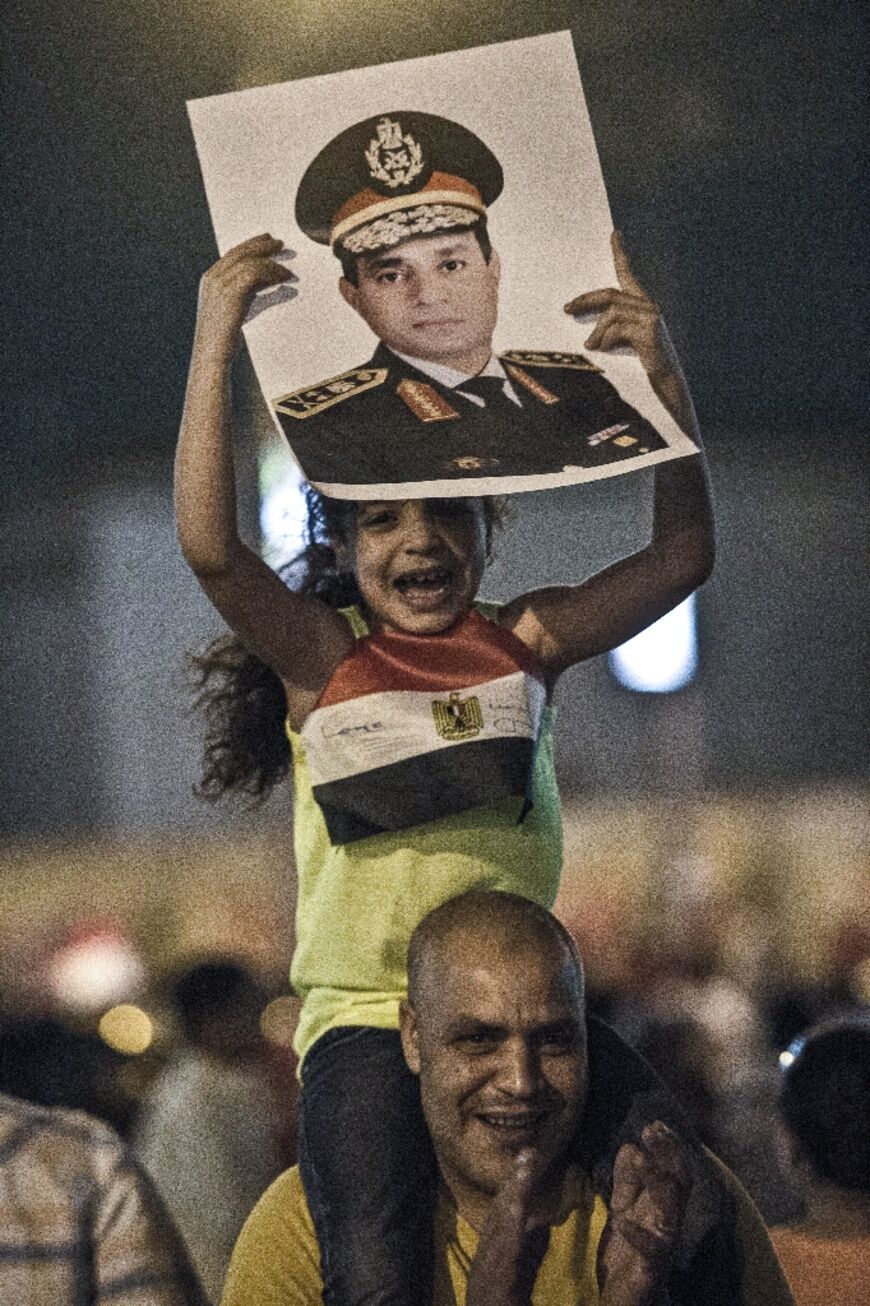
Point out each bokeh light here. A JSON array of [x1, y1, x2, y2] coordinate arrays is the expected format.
[[259, 444, 308, 560], [98, 1003, 154, 1055], [49, 929, 146, 1012], [609, 594, 697, 693], [260, 995, 299, 1047]]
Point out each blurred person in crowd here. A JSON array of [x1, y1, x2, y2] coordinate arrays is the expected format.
[[0, 1012, 137, 1135], [221, 892, 794, 1305], [0, 1091, 207, 1305], [646, 942, 764, 1093], [135, 959, 282, 1303], [635, 1014, 725, 1156], [770, 1017, 870, 1306]]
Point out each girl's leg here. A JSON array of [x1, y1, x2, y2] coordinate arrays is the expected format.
[[298, 1026, 437, 1306]]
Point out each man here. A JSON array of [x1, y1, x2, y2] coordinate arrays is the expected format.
[[770, 1017, 870, 1306], [221, 893, 794, 1304], [275, 111, 671, 489], [0, 1092, 207, 1305], [135, 961, 283, 1303]]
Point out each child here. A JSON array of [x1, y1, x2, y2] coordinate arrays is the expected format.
[[175, 230, 714, 1304]]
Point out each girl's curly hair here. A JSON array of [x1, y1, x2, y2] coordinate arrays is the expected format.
[[188, 489, 504, 804]]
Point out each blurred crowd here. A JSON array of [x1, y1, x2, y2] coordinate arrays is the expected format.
[[0, 912, 867, 1303]]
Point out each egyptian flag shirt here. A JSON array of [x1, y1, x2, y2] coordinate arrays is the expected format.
[[298, 604, 548, 845], [287, 602, 562, 1063]]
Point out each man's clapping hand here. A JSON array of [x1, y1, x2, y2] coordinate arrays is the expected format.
[[466, 1149, 550, 1306], [598, 1121, 692, 1306]]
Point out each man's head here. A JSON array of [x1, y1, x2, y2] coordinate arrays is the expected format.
[[296, 113, 503, 370], [400, 892, 588, 1223], [778, 1016, 870, 1195], [171, 959, 265, 1064]]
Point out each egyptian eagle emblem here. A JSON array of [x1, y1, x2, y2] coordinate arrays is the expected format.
[[432, 691, 483, 741], [365, 117, 424, 189]]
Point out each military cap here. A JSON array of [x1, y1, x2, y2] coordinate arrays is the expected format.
[[295, 111, 503, 255]]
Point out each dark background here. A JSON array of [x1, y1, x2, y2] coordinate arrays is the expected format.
[[2, 0, 867, 836], [4, 0, 864, 491]]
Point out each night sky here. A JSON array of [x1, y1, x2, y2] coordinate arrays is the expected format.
[[3, 0, 865, 497]]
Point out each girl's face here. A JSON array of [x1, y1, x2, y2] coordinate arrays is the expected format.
[[346, 498, 487, 635]]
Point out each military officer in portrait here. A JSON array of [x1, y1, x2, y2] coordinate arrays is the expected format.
[[274, 111, 670, 489]]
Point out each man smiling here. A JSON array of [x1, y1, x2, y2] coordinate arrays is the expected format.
[[401, 890, 589, 1236], [221, 893, 794, 1305], [274, 111, 669, 490]]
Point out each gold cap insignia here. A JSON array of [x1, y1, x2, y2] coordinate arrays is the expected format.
[[449, 455, 501, 472], [397, 379, 461, 422], [432, 691, 483, 741], [365, 117, 424, 190], [273, 367, 388, 419]]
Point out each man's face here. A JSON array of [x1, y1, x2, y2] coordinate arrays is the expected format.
[[339, 229, 500, 371], [401, 930, 588, 1221]]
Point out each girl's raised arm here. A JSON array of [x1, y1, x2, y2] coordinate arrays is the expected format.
[[175, 235, 353, 705], [501, 232, 715, 677]]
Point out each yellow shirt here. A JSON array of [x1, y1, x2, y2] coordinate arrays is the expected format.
[[289, 604, 563, 1064], [221, 1165, 606, 1306], [221, 1156, 796, 1306]]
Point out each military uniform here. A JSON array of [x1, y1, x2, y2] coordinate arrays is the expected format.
[[283, 111, 669, 489], [275, 342, 667, 487]]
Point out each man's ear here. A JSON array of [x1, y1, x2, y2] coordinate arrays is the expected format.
[[489, 248, 501, 284], [399, 999, 421, 1075], [339, 276, 359, 313]]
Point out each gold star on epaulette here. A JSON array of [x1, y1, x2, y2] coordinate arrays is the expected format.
[[501, 350, 602, 373], [273, 367, 388, 419]]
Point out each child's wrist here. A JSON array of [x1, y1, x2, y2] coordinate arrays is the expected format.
[[192, 321, 239, 370]]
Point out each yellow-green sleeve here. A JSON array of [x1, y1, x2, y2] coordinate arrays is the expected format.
[[706, 1154, 796, 1306], [220, 1168, 322, 1306]]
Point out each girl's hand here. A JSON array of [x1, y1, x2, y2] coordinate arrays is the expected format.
[[564, 232, 689, 429], [194, 233, 297, 359]]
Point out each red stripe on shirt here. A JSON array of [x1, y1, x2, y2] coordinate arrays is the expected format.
[[315, 608, 546, 709]]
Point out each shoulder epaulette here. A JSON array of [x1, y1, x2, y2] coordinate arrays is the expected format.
[[500, 349, 601, 373], [273, 367, 388, 419]]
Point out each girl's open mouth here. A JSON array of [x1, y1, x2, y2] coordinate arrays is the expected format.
[[393, 568, 453, 607]]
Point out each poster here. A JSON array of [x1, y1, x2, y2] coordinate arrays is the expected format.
[[188, 32, 697, 499]]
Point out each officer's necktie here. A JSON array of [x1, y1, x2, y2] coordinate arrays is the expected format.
[[455, 375, 522, 414]]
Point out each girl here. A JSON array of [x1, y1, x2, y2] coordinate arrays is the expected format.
[[175, 231, 714, 1304]]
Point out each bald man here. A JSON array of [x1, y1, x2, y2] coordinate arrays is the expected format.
[[222, 893, 793, 1305]]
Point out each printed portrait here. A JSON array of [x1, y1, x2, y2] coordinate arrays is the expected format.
[[189, 33, 697, 498]]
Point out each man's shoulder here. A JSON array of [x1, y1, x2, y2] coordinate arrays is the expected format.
[[274, 362, 391, 422], [235, 1165, 313, 1240], [0, 1091, 125, 1174], [702, 1151, 797, 1305], [499, 350, 617, 411], [221, 1166, 322, 1305]]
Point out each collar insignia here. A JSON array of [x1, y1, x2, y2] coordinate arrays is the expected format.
[[503, 363, 560, 405], [397, 379, 460, 422]]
